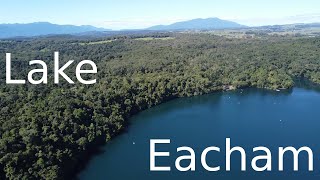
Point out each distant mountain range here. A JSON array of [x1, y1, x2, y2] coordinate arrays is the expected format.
[[0, 22, 108, 38], [0, 18, 247, 38], [147, 18, 247, 30], [1, 18, 320, 39]]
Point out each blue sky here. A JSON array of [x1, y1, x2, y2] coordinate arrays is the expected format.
[[0, 0, 319, 29]]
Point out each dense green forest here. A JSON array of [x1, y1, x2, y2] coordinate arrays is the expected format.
[[0, 33, 320, 179]]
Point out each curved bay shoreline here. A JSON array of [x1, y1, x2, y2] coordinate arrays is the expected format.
[[1, 34, 320, 179]]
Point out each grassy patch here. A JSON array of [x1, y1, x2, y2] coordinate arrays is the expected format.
[[134, 37, 175, 41], [79, 40, 114, 45]]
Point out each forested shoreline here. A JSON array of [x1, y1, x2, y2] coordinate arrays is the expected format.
[[0, 33, 320, 179]]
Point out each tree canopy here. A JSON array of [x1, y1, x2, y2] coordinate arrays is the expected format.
[[0, 33, 319, 179]]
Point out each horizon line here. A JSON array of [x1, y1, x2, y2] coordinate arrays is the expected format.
[[0, 16, 320, 31]]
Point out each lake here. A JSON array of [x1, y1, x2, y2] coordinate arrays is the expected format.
[[79, 87, 320, 180]]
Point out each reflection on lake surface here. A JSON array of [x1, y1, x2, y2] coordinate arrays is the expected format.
[[80, 87, 320, 180]]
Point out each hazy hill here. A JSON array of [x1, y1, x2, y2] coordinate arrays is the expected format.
[[0, 22, 108, 38], [147, 17, 246, 31]]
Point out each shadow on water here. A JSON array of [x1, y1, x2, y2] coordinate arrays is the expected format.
[[132, 87, 294, 123], [295, 78, 320, 92]]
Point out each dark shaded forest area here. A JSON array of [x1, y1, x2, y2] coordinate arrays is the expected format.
[[0, 33, 319, 179]]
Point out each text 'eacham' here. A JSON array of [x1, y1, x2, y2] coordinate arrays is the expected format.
[[150, 138, 314, 172]]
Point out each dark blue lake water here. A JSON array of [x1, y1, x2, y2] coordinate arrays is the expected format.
[[80, 87, 320, 180]]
